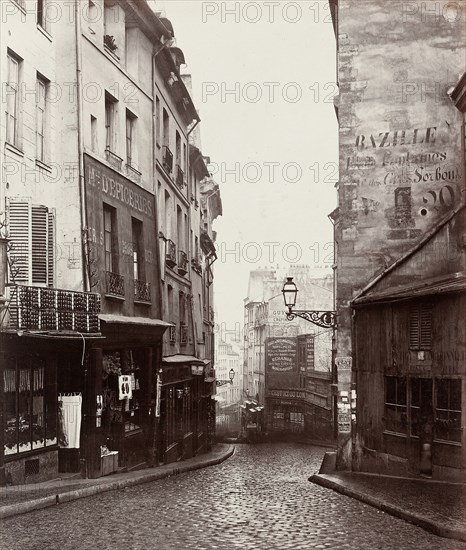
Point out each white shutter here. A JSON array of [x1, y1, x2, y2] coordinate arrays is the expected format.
[[7, 198, 32, 284], [32, 205, 48, 285], [47, 209, 55, 287]]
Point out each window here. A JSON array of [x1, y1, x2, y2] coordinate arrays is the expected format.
[[7, 199, 55, 286], [126, 110, 136, 166], [6, 52, 21, 147], [131, 217, 143, 281], [155, 96, 161, 145], [435, 378, 462, 442], [163, 108, 169, 147], [175, 131, 181, 166], [37, 0, 48, 31], [36, 75, 48, 163], [409, 302, 432, 350], [105, 93, 117, 153], [385, 376, 407, 434], [90, 115, 98, 152], [410, 378, 432, 437], [3, 355, 57, 455], [103, 203, 117, 273]]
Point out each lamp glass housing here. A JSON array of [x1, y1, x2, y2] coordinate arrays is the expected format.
[[229, 368, 235, 381], [282, 277, 298, 309]]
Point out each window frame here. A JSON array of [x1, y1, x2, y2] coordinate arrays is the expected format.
[[6, 52, 21, 147], [36, 74, 49, 163], [105, 92, 118, 153], [384, 376, 407, 435], [103, 203, 118, 274], [434, 377, 462, 443]]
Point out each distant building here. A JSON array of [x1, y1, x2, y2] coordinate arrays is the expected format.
[[214, 338, 241, 435], [242, 267, 334, 440]]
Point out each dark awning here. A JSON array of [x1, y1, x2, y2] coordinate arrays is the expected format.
[[162, 354, 208, 366], [99, 314, 173, 328]]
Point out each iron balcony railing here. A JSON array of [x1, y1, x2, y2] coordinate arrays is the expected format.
[[191, 256, 202, 275], [180, 324, 188, 345], [169, 324, 176, 344], [105, 271, 125, 298], [166, 239, 177, 268], [134, 280, 151, 303], [175, 164, 185, 189], [178, 250, 188, 276], [162, 145, 173, 173]]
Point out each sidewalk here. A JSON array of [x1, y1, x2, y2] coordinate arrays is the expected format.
[[311, 471, 466, 542], [0, 444, 234, 520]]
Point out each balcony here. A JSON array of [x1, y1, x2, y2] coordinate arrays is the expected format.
[[180, 324, 188, 345], [134, 280, 151, 304], [105, 271, 125, 299], [191, 256, 202, 275], [169, 324, 176, 344], [175, 165, 185, 189], [105, 148, 123, 171], [7, 285, 101, 334], [162, 146, 173, 174], [166, 239, 177, 268], [178, 250, 188, 276], [126, 163, 142, 184]]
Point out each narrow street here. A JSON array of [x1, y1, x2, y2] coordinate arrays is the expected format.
[[1, 443, 464, 550]]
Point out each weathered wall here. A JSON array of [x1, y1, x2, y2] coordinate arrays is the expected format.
[[335, 0, 466, 465]]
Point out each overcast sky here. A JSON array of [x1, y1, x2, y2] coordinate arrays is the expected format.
[[159, 0, 338, 330]]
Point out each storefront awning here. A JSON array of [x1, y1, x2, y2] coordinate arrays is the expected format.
[[99, 314, 173, 328], [162, 354, 207, 366]]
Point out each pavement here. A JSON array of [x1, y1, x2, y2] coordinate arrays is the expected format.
[[0, 443, 234, 520], [311, 470, 466, 543], [2, 442, 463, 550]]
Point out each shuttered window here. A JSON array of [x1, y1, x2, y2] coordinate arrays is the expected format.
[[409, 302, 432, 350], [7, 198, 55, 286]]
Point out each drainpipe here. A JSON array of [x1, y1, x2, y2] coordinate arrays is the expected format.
[[75, 0, 89, 293]]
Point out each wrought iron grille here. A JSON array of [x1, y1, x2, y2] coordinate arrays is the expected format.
[[180, 324, 188, 345], [178, 250, 188, 275], [105, 271, 125, 297], [162, 146, 173, 173], [175, 164, 185, 188], [134, 279, 151, 303], [169, 324, 176, 344], [166, 239, 177, 267]]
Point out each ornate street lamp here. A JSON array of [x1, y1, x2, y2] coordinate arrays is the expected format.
[[282, 277, 336, 329], [216, 368, 235, 387], [282, 276, 338, 440]]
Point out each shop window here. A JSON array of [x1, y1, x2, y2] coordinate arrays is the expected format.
[[3, 355, 57, 456], [409, 302, 432, 350], [435, 378, 462, 443], [385, 376, 407, 434], [410, 378, 432, 437]]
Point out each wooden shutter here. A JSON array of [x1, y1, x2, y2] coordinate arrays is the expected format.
[[32, 205, 48, 284], [7, 198, 31, 284], [409, 302, 432, 350], [419, 303, 432, 349], [47, 210, 55, 287]]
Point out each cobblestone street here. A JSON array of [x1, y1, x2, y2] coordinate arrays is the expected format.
[[1, 443, 465, 550]]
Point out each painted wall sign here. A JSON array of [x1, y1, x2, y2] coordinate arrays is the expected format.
[[267, 389, 305, 400], [266, 338, 298, 373], [85, 155, 153, 218]]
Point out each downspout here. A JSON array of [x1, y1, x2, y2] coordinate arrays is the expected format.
[[186, 120, 200, 358], [75, 0, 89, 293]]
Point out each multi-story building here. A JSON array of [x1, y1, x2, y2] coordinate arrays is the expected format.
[[214, 337, 241, 435], [330, 0, 465, 479], [0, 0, 220, 484], [242, 267, 334, 440]]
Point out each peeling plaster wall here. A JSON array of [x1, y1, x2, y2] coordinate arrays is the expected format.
[[335, 0, 466, 467]]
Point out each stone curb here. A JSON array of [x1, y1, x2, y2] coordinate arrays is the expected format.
[[0, 445, 235, 520], [310, 473, 466, 543]]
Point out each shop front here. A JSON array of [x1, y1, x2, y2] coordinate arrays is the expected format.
[[266, 389, 306, 439], [80, 315, 170, 479], [158, 356, 213, 464]]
